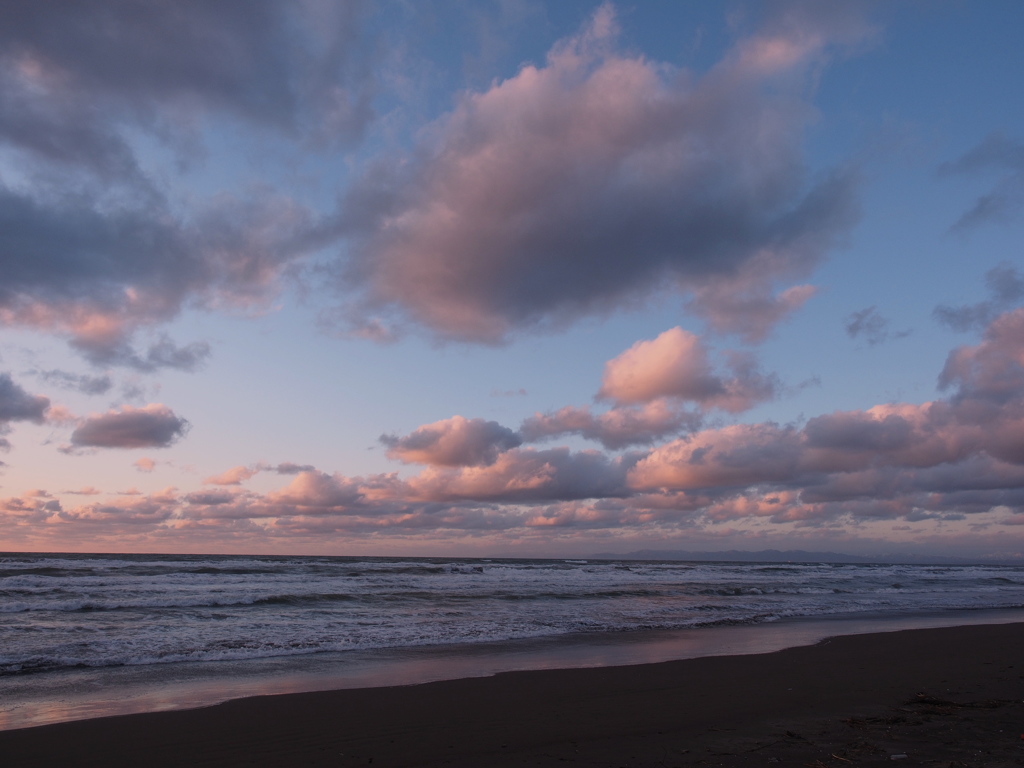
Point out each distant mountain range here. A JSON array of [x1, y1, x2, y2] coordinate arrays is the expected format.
[[589, 548, 1023, 566]]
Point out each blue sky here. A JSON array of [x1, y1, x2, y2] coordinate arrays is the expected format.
[[1, 1, 1023, 558]]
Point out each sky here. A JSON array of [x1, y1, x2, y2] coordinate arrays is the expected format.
[[1, 0, 1023, 559]]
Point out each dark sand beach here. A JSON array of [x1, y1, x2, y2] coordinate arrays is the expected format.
[[3, 622, 1023, 767]]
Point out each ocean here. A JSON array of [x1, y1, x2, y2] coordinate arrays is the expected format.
[[3, 552, 1024, 730]]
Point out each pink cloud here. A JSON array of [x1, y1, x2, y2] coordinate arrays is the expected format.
[[520, 400, 700, 450], [520, 327, 777, 449], [4, 308, 1024, 552], [267, 471, 368, 511], [203, 465, 260, 486], [381, 416, 522, 467], [620, 308, 1024, 524], [628, 422, 803, 491], [687, 280, 819, 343], [597, 327, 778, 410], [939, 307, 1024, 404], [404, 447, 630, 504], [727, 1, 875, 78], [337, 4, 861, 343], [0, 191, 316, 368]]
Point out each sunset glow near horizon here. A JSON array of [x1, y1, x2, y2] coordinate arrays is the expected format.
[[1, 1, 1023, 559]]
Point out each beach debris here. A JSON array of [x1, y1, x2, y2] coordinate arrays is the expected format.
[[890, 754, 908, 760]]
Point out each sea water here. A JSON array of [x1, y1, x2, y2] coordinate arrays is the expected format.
[[3, 552, 1024, 729]]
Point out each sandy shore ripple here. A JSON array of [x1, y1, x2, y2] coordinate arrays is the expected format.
[[3, 622, 1024, 767]]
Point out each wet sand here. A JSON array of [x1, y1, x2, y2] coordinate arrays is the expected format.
[[3, 622, 1023, 767]]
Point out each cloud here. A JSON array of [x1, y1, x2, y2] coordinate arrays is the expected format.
[[6, 305, 1024, 549], [934, 262, 1024, 332], [0, 372, 50, 451], [35, 369, 113, 395], [404, 447, 632, 504], [267, 470, 367, 510], [597, 327, 778, 410], [939, 306, 1024, 409], [0, 184, 318, 365], [8, 310, 1024, 548], [64, 486, 102, 496], [334, 3, 865, 343], [0, 2, 374, 362], [520, 400, 700, 451], [394, 325, 782, 456], [941, 133, 1024, 232], [203, 461, 318, 485], [381, 416, 522, 467], [203, 465, 260, 486], [74, 335, 212, 372], [845, 306, 911, 346], [133, 457, 157, 473], [524, 327, 779, 449], [0, 373, 50, 424], [628, 308, 1024, 511], [0, 1, 375, 157], [70, 404, 190, 449], [272, 462, 317, 475], [685, 281, 819, 344]]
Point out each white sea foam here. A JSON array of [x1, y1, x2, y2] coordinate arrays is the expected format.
[[1, 554, 1023, 674]]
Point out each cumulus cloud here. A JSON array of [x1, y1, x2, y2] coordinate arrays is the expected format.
[[10, 309, 1024, 547], [628, 422, 802, 492], [628, 307, 1024, 519], [404, 447, 632, 504], [334, 3, 865, 343], [70, 404, 190, 449], [381, 416, 522, 467], [934, 262, 1024, 333], [685, 280, 819, 344], [6, 307, 1024, 549], [393, 324, 781, 457], [521, 327, 778, 449], [941, 133, 1024, 232], [598, 327, 778, 410], [939, 306, 1024, 409], [845, 306, 911, 346], [520, 400, 700, 451]]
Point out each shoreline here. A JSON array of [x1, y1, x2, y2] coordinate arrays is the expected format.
[[3, 606, 1024, 733], [3, 621, 1024, 766]]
